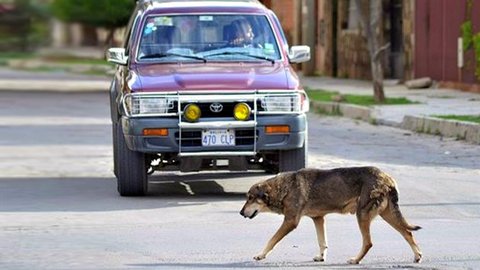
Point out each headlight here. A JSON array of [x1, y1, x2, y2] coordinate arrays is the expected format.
[[184, 104, 201, 122], [260, 92, 309, 113], [261, 95, 300, 112], [126, 95, 174, 115], [233, 102, 251, 121]]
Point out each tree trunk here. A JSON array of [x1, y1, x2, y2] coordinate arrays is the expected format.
[[102, 28, 116, 60], [105, 28, 115, 47], [81, 24, 98, 47], [301, 0, 317, 75], [372, 60, 385, 102], [354, 0, 386, 103]]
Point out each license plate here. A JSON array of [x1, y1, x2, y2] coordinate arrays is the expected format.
[[202, 129, 235, 146]]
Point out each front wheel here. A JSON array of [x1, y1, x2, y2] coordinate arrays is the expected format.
[[113, 121, 148, 196], [278, 143, 307, 172], [279, 128, 308, 172]]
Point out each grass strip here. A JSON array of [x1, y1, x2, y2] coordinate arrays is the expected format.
[[432, 114, 480, 124], [306, 88, 416, 106]]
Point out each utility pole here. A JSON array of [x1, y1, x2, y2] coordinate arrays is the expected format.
[[354, 0, 386, 103], [301, 0, 316, 75]]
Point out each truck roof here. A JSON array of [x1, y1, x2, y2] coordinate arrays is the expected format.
[[140, 0, 262, 4], [139, 0, 267, 14]]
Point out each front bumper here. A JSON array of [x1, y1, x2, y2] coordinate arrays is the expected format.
[[121, 114, 306, 155]]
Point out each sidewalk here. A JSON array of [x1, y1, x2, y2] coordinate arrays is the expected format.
[[301, 76, 480, 144], [0, 67, 478, 143], [0, 67, 110, 92]]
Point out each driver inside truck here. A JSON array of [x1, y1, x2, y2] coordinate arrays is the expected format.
[[227, 18, 260, 48]]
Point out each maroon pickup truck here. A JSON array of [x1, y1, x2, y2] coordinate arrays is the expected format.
[[107, 0, 311, 196]]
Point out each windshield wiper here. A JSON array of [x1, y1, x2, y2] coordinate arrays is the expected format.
[[205, 51, 275, 64], [140, 53, 206, 63]]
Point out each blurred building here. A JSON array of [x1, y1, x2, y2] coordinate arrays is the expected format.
[[51, 19, 124, 48], [262, 0, 480, 86], [17, 0, 478, 87]]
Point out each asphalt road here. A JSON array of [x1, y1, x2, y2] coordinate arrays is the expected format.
[[0, 91, 479, 270]]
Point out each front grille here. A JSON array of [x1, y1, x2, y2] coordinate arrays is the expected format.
[[175, 129, 257, 147], [175, 131, 202, 147], [235, 129, 257, 145]]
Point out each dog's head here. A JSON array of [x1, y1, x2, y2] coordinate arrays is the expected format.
[[239, 181, 272, 219]]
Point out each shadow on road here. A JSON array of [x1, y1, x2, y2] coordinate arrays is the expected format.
[[0, 172, 267, 213], [148, 171, 266, 196]]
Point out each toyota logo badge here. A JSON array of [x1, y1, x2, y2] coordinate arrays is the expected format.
[[210, 103, 223, 113]]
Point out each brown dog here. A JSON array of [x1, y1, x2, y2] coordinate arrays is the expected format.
[[240, 166, 422, 264]]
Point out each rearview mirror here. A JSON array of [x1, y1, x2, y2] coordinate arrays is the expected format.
[[107, 48, 127, 66], [288, 45, 311, 63]]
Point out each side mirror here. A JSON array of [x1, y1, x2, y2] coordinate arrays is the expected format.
[[107, 48, 127, 66], [288, 45, 311, 63]]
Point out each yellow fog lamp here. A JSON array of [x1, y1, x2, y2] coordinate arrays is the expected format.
[[184, 104, 201, 122], [233, 102, 251, 121]]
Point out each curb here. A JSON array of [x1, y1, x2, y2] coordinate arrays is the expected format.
[[0, 79, 109, 92], [401, 116, 480, 144], [310, 101, 480, 144], [310, 101, 373, 122]]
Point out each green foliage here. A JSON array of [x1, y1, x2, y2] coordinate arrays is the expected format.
[[0, 52, 34, 66], [305, 89, 338, 102], [0, 0, 51, 51], [51, 0, 134, 29], [473, 33, 480, 79], [461, 20, 473, 51], [432, 114, 480, 124], [461, 0, 480, 81]]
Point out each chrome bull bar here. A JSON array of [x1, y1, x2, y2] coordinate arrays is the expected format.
[[121, 90, 309, 157]]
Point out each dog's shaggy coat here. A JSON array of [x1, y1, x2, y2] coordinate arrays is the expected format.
[[240, 166, 422, 264]]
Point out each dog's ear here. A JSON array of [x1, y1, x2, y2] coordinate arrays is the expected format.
[[256, 184, 270, 204]]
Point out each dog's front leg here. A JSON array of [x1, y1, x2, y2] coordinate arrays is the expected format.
[[312, 216, 328, 262], [254, 217, 299, 260]]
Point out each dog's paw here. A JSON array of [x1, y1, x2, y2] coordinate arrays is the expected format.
[[414, 253, 422, 263], [313, 255, 325, 262], [347, 258, 360, 264], [253, 254, 266, 261]]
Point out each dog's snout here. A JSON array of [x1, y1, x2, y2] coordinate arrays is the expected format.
[[240, 209, 245, 217]]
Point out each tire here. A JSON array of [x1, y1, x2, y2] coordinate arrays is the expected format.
[[112, 121, 119, 177], [278, 130, 308, 172], [114, 121, 148, 196], [262, 153, 280, 174], [278, 144, 306, 172]]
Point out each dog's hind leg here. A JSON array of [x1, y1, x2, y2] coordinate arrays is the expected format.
[[254, 217, 300, 261], [380, 206, 422, 263], [348, 208, 378, 264], [312, 216, 328, 262]]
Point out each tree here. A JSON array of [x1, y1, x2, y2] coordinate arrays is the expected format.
[[51, 0, 134, 46], [5, 0, 50, 51], [354, 0, 388, 103]]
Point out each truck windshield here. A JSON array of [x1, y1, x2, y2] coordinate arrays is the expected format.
[[137, 14, 281, 62]]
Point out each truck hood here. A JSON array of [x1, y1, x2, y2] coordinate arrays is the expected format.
[[128, 62, 299, 92]]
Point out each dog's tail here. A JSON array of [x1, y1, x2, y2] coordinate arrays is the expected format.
[[387, 188, 422, 231]]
